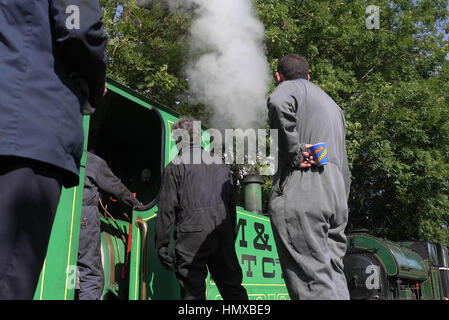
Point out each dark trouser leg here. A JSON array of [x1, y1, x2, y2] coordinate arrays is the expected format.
[[208, 234, 248, 300], [175, 258, 208, 300], [175, 231, 216, 300], [175, 229, 248, 300], [77, 205, 104, 300], [0, 157, 62, 300]]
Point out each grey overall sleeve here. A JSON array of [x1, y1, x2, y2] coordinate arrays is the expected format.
[[155, 163, 181, 269], [267, 95, 306, 169], [94, 159, 141, 208]]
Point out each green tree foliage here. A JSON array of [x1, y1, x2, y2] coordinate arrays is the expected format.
[[101, 1, 449, 244], [256, 0, 449, 244]]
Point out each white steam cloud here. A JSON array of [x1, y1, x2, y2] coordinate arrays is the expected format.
[[137, 0, 272, 129]]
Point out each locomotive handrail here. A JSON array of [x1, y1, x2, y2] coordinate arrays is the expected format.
[[99, 198, 127, 244], [135, 216, 148, 300]]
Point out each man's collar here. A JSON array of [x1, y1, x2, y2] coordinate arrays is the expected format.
[[178, 144, 203, 155]]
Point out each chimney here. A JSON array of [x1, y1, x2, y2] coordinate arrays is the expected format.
[[241, 171, 264, 215]]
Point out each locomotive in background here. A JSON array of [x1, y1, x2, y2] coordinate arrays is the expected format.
[[32, 78, 449, 300], [344, 231, 449, 300]]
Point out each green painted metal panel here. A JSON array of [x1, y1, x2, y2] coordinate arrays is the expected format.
[[159, 110, 181, 166], [130, 207, 180, 300], [32, 184, 84, 300], [100, 217, 130, 299], [347, 234, 398, 276], [420, 262, 434, 299], [206, 208, 289, 300], [431, 268, 441, 300], [129, 206, 289, 300], [386, 241, 428, 280], [106, 82, 153, 111], [33, 116, 90, 300], [400, 289, 412, 300]]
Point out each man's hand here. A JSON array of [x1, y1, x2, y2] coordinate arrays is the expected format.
[[120, 193, 143, 209], [134, 203, 146, 211], [103, 83, 108, 96], [158, 247, 175, 271], [299, 144, 315, 168]]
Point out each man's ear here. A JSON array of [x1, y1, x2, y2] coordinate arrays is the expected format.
[[275, 72, 282, 84], [307, 74, 311, 81], [276, 72, 286, 84]]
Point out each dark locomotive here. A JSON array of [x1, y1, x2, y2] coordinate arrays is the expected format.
[[344, 230, 449, 300]]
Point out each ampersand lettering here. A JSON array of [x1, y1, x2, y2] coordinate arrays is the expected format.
[[253, 222, 272, 251]]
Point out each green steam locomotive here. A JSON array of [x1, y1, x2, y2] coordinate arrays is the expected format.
[[33, 78, 287, 300], [344, 231, 449, 300], [32, 79, 448, 300]]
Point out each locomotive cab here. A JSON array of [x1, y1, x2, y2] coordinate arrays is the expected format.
[[89, 85, 163, 212], [83, 79, 177, 300]]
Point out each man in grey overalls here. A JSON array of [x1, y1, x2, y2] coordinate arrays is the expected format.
[[267, 54, 350, 300], [77, 147, 143, 300]]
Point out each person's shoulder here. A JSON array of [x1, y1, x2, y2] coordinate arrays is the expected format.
[[165, 157, 185, 175], [304, 80, 328, 95], [87, 151, 100, 161], [87, 152, 107, 167], [268, 80, 303, 106], [220, 163, 233, 176], [305, 81, 341, 109], [86, 151, 96, 162], [271, 80, 298, 95], [200, 148, 223, 161]]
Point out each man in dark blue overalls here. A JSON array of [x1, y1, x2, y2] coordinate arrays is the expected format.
[[0, 1, 107, 299], [155, 118, 248, 300]]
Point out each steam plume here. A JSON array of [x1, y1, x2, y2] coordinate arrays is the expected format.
[[136, 0, 272, 129]]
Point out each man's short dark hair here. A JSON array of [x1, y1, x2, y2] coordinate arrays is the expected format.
[[277, 54, 309, 80], [172, 117, 201, 146]]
